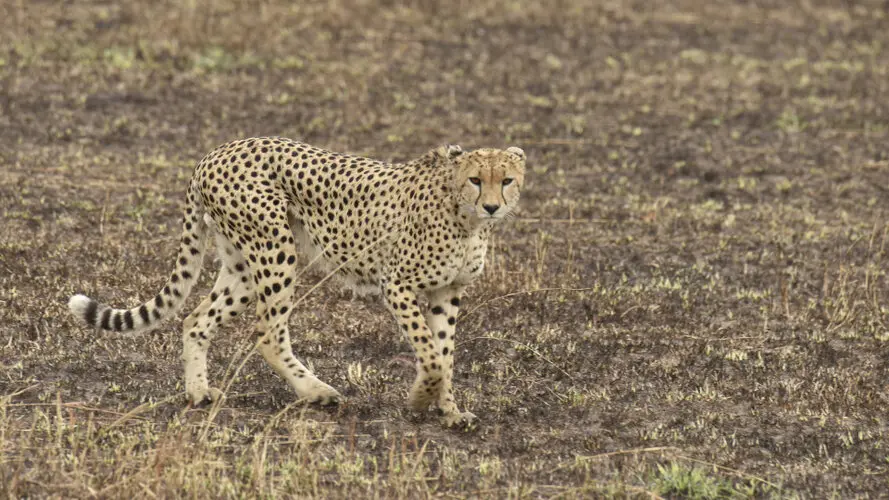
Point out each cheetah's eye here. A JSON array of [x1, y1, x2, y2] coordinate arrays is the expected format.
[[469, 177, 481, 186], [502, 178, 514, 186]]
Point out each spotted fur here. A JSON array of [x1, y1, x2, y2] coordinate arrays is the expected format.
[[68, 137, 526, 427]]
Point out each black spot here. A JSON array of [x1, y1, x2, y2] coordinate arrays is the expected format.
[[182, 271, 192, 280], [438, 331, 446, 339], [100, 308, 112, 330], [155, 295, 164, 308], [443, 347, 450, 355], [123, 311, 134, 330], [276, 251, 286, 264], [84, 300, 99, 326], [411, 321, 419, 330], [450, 297, 460, 307], [448, 317, 456, 325], [138, 305, 150, 324], [431, 306, 444, 315]]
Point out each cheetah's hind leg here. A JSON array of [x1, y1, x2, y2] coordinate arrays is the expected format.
[[182, 231, 255, 406], [233, 202, 342, 405]]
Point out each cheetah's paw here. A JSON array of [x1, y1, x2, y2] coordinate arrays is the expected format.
[[304, 382, 343, 406], [440, 411, 478, 429], [189, 387, 224, 408]]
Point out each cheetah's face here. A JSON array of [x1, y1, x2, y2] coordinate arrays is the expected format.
[[451, 146, 526, 221]]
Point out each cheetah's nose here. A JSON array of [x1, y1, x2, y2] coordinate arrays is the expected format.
[[482, 204, 499, 215]]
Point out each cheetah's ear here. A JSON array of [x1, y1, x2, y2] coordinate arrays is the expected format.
[[444, 144, 463, 159], [506, 146, 525, 160], [435, 144, 463, 162]]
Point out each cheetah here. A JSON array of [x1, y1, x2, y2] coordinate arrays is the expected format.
[[68, 137, 526, 427]]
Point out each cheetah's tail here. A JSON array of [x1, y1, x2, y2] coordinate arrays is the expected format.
[[68, 184, 209, 334]]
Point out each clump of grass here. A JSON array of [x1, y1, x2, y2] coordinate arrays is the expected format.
[[651, 462, 767, 499]]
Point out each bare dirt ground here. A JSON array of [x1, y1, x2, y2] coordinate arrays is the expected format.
[[1, 0, 889, 497]]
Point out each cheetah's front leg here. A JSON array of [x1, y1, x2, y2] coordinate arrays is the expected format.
[[383, 282, 444, 412], [426, 287, 476, 427]]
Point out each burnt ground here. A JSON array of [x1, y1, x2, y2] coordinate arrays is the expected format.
[[1, 0, 889, 497]]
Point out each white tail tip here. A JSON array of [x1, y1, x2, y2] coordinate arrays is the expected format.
[[68, 294, 92, 316]]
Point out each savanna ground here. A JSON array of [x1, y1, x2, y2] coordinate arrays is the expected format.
[[1, 0, 888, 497]]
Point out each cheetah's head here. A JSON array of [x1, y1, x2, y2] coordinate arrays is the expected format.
[[440, 145, 526, 221]]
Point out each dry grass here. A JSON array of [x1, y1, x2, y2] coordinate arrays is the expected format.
[[2, 0, 889, 497]]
